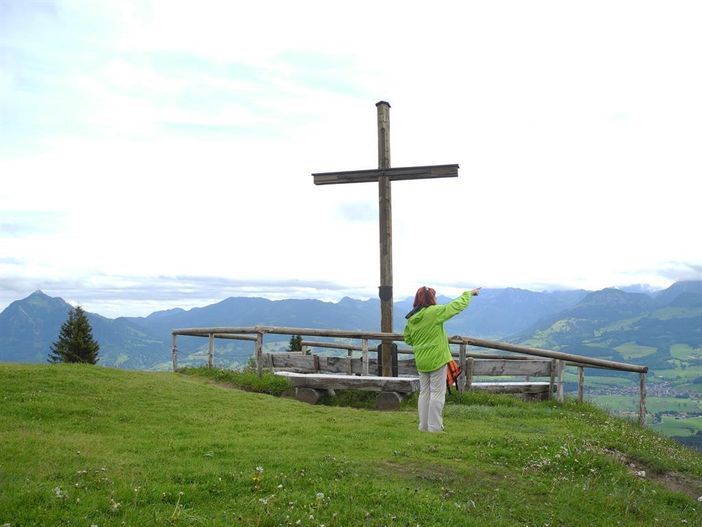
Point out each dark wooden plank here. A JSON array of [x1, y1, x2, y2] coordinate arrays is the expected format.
[[472, 359, 552, 377], [470, 382, 551, 394], [268, 353, 317, 373], [312, 164, 459, 185], [275, 372, 420, 393]]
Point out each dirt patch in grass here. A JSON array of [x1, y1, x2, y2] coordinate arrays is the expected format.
[[380, 460, 460, 483], [604, 448, 702, 500], [379, 459, 501, 488]]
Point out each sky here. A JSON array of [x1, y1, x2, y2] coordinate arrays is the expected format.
[[1, 0, 701, 318]]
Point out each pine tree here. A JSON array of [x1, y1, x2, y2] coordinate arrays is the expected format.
[[288, 334, 303, 352], [48, 306, 100, 364]]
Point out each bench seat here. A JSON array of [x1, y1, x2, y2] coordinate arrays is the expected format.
[[275, 371, 420, 393]]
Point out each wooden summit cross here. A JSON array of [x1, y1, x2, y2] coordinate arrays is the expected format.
[[312, 101, 459, 377]]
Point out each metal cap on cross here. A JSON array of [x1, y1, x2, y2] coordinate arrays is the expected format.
[[312, 102, 459, 376]]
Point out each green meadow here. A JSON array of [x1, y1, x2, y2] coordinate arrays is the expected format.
[[1, 364, 702, 526]]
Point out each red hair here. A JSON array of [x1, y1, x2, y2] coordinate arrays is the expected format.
[[413, 286, 437, 309]]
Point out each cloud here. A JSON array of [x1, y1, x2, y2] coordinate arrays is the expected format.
[[0, 212, 65, 237], [652, 263, 702, 282], [336, 202, 376, 223]]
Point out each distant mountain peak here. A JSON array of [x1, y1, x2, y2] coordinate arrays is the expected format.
[[29, 289, 49, 298], [655, 280, 702, 306], [578, 288, 655, 309]]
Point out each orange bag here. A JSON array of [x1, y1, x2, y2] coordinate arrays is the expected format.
[[446, 360, 462, 393]]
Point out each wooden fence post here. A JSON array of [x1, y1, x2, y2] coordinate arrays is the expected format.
[[459, 343, 467, 393], [639, 372, 647, 426], [577, 366, 585, 403], [207, 333, 214, 369], [556, 360, 565, 403], [255, 332, 263, 376], [171, 334, 178, 372], [549, 359, 556, 400], [465, 357, 474, 390], [362, 339, 369, 376]]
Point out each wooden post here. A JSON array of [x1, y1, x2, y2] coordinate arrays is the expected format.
[[465, 357, 474, 390], [556, 360, 565, 403], [377, 101, 394, 377], [577, 366, 585, 403], [255, 332, 263, 376], [207, 333, 214, 369], [171, 334, 178, 372], [362, 338, 369, 376], [458, 343, 467, 393], [639, 372, 647, 426], [549, 359, 556, 400]]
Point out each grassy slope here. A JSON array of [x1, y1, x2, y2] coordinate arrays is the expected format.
[[1, 365, 701, 527]]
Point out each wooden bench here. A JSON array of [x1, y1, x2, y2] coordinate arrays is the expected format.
[[275, 371, 419, 409], [264, 352, 562, 407], [264, 352, 419, 409], [464, 357, 561, 401]]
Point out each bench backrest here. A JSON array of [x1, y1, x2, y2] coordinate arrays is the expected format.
[[262, 353, 553, 378]]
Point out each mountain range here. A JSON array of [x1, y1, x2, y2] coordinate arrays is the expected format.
[[1, 282, 701, 372], [517, 281, 702, 371]]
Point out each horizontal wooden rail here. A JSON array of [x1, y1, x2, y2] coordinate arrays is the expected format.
[[173, 325, 405, 340], [213, 334, 258, 341], [452, 335, 648, 374], [301, 340, 562, 362], [301, 340, 413, 355]]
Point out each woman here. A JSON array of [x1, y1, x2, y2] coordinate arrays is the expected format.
[[404, 286, 480, 432]]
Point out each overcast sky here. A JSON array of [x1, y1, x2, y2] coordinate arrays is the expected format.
[[1, 0, 701, 318]]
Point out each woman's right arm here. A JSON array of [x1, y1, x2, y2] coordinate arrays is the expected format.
[[434, 290, 475, 323]]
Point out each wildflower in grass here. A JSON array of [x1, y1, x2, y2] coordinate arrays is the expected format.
[[54, 486, 68, 499], [252, 466, 264, 492], [170, 492, 184, 522]]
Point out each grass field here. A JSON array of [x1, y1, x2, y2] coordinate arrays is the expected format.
[[670, 344, 702, 360], [615, 343, 658, 360], [590, 395, 702, 414], [652, 365, 702, 381], [1, 364, 702, 526], [652, 415, 702, 438]]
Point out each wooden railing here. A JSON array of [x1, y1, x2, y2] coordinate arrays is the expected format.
[[171, 325, 649, 425]]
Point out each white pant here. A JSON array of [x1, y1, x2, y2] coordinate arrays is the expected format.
[[418, 364, 447, 432]]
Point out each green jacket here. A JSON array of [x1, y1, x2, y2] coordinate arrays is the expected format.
[[403, 291, 473, 372]]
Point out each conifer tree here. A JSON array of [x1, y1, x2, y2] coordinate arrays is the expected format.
[[288, 334, 303, 352], [48, 306, 100, 364]]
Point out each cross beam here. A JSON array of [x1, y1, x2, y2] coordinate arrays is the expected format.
[[312, 101, 459, 376], [312, 164, 459, 185]]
